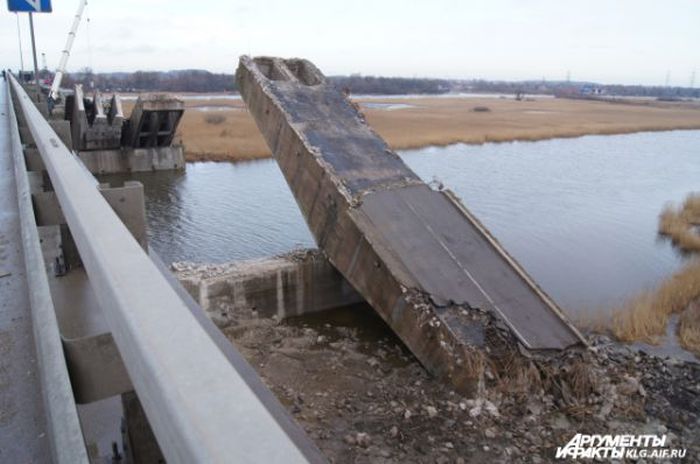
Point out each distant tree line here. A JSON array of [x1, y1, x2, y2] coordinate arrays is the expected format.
[[61, 69, 452, 95], [62, 68, 237, 93], [55, 68, 700, 99], [330, 75, 451, 95]]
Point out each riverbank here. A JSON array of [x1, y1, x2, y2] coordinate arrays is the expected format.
[[170, 96, 700, 162], [171, 263, 700, 463]]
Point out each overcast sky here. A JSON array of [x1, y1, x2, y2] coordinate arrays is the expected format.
[[1, 0, 698, 85]]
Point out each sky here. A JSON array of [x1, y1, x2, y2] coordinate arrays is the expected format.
[[0, 0, 698, 86]]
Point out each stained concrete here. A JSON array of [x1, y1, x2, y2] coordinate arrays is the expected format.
[[237, 56, 586, 392], [66, 88, 185, 174], [77, 146, 185, 174], [30, 180, 150, 404], [69, 85, 123, 152], [122, 94, 184, 149], [176, 249, 363, 326]]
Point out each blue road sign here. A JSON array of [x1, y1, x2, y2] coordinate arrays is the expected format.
[[7, 0, 52, 13]]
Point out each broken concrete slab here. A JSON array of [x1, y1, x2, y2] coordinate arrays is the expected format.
[[122, 94, 184, 149], [65, 87, 184, 174], [69, 84, 123, 151], [237, 56, 586, 392]]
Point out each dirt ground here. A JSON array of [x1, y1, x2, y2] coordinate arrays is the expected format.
[[210, 297, 700, 463], [155, 95, 700, 162]]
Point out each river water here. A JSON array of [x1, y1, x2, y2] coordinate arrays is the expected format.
[[100, 130, 700, 317]]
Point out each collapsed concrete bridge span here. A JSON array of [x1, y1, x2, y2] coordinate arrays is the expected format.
[[236, 56, 586, 391], [63, 86, 186, 174]]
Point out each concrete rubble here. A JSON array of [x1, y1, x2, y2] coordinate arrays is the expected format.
[[165, 271, 700, 464]]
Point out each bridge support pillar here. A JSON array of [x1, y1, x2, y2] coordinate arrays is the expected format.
[[121, 392, 166, 464], [31, 181, 148, 404]]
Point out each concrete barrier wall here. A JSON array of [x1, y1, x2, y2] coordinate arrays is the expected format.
[[77, 146, 185, 174], [175, 249, 364, 327]]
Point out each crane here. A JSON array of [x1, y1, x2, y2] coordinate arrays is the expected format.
[[49, 0, 88, 102]]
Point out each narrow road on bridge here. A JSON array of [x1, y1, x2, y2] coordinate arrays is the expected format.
[[0, 81, 50, 462]]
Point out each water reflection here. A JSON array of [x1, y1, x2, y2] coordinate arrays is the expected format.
[[98, 161, 315, 264], [100, 130, 700, 316], [402, 130, 700, 314]]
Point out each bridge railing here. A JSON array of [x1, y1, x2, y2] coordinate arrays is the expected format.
[[8, 74, 324, 464]]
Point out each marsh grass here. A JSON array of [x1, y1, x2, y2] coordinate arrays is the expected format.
[[659, 194, 700, 253], [611, 259, 700, 353], [168, 96, 700, 162], [678, 301, 700, 356], [609, 193, 700, 354]]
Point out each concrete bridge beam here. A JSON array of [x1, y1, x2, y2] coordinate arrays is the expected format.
[[237, 56, 587, 393]]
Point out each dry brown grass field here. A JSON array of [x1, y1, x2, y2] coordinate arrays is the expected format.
[[125, 95, 700, 162]]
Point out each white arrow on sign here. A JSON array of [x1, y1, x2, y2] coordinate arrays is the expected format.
[[25, 0, 41, 11]]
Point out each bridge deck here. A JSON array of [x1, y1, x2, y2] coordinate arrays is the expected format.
[[0, 79, 50, 462]]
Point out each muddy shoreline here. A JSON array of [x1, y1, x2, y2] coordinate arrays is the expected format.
[[174, 263, 700, 462], [221, 302, 700, 463]]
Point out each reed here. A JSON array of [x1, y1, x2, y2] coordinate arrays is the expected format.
[[678, 301, 700, 356], [611, 259, 700, 354], [658, 194, 700, 253], [168, 96, 700, 163]]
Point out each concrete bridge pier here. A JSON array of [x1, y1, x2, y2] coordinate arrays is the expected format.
[[65, 86, 186, 175]]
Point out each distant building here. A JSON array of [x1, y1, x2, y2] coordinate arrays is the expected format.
[[580, 84, 604, 95]]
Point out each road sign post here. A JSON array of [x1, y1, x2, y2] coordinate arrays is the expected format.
[[7, 0, 52, 94], [28, 12, 39, 91]]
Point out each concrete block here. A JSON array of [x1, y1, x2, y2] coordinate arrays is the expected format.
[[64, 332, 132, 404], [121, 392, 165, 463], [77, 146, 185, 174], [33, 182, 148, 251], [23, 148, 45, 172], [177, 249, 363, 327], [26, 171, 43, 194], [19, 125, 33, 145], [49, 120, 73, 149], [99, 181, 149, 251], [122, 94, 184, 149], [70, 85, 124, 151]]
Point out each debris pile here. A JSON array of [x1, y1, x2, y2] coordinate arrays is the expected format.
[[197, 290, 700, 463]]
